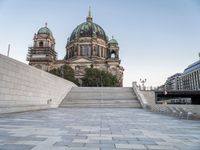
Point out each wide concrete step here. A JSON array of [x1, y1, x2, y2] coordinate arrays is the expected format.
[[62, 101, 140, 104], [66, 95, 138, 100], [70, 88, 134, 93], [68, 91, 136, 94], [63, 99, 138, 103], [60, 87, 141, 108], [60, 103, 141, 108], [66, 88, 137, 100], [71, 87, 133, 91]]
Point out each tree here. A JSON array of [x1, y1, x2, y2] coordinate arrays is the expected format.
[[82, 68, 119, 87], [49, 65, 78, 84]]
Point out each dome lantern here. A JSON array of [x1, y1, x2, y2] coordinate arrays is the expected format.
[[86, 6, 93, 22]]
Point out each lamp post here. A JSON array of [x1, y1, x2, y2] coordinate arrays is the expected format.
[[61, 65, 64, 79], [164, 84, 167, 95], [199, 52, 200, 60], [100, 71, 103, 106], [7, 44, 10, 57], [140, 78, 147, 90]]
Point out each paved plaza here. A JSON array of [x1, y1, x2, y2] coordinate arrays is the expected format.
[[0, 108, 199, 150]]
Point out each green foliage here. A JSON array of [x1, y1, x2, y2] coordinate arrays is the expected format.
[[82, 68, 118, 87], [49, 65, 78, 84]]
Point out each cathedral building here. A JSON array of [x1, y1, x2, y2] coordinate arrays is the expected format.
[[27, 9, 124, 86]]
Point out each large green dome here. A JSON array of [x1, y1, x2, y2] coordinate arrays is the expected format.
[[70, 15, 108, 42], [38, 24, 53, 36]]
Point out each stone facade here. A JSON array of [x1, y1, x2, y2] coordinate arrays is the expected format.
[[27, 10, 124, 86]]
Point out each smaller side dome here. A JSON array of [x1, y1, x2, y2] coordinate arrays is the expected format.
[[109, 36, 118, 45], [38, 23, 53, 36]]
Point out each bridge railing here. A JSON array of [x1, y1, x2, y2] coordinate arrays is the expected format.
[[137, 85, 161, 91], [132, 81, 200, 120]]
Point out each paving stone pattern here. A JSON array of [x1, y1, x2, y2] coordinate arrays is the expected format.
[[0, 108, 199, 150]]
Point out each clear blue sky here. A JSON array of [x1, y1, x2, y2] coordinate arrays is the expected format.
[[0, 0, 200, 87]]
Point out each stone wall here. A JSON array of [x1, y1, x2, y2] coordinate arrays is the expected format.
[[132, 82, 148, 108], [140, 91, 155, 105], [0, 54, 77, 114]]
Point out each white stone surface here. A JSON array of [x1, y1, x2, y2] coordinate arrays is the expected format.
[[132, 81, 200, 117], [0, 54, 77, 114], [60, 87, 141, 108], [132, 82, 148, 108]]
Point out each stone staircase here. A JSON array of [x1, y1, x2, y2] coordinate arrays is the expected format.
[[59, 87, 141, 108]]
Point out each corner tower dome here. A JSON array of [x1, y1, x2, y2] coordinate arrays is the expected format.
[[69, 8, 108, 42], [109, 36, 118, 45], [38, 23, 53, 37]]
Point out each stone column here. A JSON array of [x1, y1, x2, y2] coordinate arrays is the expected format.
[[78, 45, 80, 56], [91, 45, 94, 56]]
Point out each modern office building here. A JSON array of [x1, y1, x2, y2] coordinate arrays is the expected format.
[[181, 55, 200, 90], [165, 73, 182, 91], [165, 53, 200, 91]]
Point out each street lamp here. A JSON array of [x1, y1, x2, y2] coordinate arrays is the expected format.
[[100, 71, 103, 106], [140, 78, 147, 90], [61, 65, 64, 78], [7, 44, 10, 57]]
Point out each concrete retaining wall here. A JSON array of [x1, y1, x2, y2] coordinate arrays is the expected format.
[[0, 54, 77, 114], [132, 82, 148, 108], [132, 82, 200, 118], [140, 91, 155, 105]]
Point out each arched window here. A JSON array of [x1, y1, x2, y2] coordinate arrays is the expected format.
[[81, 46, 87, 56], [111, 51, 116, 59], [87, 46, 91, 56], [39, 41, 43, 47], [96, 46, 99, 56], [75, 65, 80, 71], [101, 47, 103, 57], [35, 65, 42, 69]]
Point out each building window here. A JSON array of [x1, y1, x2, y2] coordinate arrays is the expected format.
[[111, 51, 116, 59], [81, 45, 91, 56], [39, 41, 43, 47], [75, 65, 80, 71], [81, 45, 87, 56], [88, 46, 91, 56], [96, 46, 99, 56], [101, 47, 103, 57], [35, 65, 42, 69]]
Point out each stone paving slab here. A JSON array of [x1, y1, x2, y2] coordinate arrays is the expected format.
[[0, 108, 199, 150]]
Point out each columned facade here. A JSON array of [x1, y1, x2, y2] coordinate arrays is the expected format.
[[64, 10, 123, 86], [165, 54, 200, 91], [182, 68, 200, 90], [27, 10, 124, 86]]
